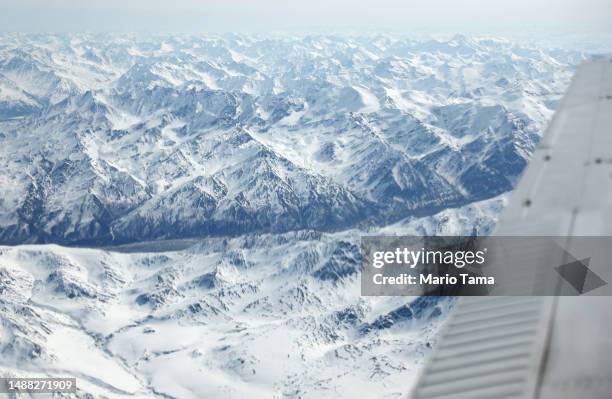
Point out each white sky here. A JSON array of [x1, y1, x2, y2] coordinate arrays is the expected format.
[[0, 0, 611, 34]]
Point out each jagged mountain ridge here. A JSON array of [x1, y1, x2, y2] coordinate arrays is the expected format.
[[0, 34, 579, 245]]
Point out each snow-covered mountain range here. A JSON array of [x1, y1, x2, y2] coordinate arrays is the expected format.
[[0, 33, 586, 398], [0, 34, 578, 245]]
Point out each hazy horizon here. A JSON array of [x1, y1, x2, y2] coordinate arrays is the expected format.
[[1, 0, 611, 35]]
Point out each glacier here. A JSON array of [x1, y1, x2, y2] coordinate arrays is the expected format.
[[0, 33, 589, 398]]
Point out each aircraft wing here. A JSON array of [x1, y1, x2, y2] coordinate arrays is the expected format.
[[408, 58, 612, 399]]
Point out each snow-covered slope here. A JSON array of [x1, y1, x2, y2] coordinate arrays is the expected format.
[[0, 196, 504, 398], [0, 33, 589, 398], [0, 34, 579, 245]]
